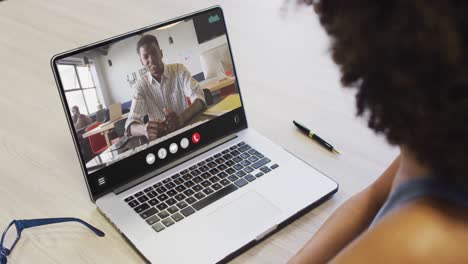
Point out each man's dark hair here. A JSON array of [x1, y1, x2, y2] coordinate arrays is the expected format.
[[314, 1, 468, 188], [136, 34, 160, 54]]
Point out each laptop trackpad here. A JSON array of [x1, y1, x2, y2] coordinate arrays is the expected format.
[[208, 191, 282, 240]]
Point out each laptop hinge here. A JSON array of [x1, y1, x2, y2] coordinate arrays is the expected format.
[[113, 134, 238, 195]]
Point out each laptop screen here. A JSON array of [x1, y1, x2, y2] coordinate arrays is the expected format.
[[51, 7, 247, 199]]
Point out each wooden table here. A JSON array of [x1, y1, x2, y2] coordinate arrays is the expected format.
[[200, 76, 237, 96], [0, 0, 398, 263], [82, 113, 129, 147]]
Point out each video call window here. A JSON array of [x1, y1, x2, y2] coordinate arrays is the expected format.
[[56, 14, 242, 174]]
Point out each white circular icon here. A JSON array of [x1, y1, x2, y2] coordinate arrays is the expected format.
[[158, 148, 167, 159], [180, 138, 189, 149], [146, 153, 156, 165], [169, 143, 178, 154]]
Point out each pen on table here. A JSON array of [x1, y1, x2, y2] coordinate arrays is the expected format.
[[293, 120, 341, 155]]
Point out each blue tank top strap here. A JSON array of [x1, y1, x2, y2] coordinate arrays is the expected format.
[[371, 176, 468, 226]]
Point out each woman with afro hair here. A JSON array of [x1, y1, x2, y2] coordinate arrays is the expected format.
[[290, 1, 468, 263]]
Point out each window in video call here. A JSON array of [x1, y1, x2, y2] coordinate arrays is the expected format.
[[55, 12, 241, 174]]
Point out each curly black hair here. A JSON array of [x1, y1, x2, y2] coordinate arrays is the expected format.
[[310, 0, 468, 188]]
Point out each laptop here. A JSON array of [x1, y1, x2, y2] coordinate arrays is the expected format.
[[51, 6, 338, 263]]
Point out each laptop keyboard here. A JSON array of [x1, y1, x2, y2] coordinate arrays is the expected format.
[[123, 142, 279, 233]]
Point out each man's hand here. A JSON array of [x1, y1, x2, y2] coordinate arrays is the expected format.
[[163, 108, 183, 133], [145, 120, 167, 140]]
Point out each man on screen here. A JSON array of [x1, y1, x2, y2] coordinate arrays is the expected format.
[[125, 34, 206, 140]]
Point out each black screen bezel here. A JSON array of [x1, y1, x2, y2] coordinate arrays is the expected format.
[[50, 6, 248, 201]]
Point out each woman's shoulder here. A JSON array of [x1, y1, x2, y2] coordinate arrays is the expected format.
[[390, 198, 468, 242], [330, 198, 468, 263]]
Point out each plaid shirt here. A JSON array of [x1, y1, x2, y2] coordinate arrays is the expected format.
[[125, 63, 205, 135]]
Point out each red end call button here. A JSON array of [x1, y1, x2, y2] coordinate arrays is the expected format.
[[192, 132, 200, 144]]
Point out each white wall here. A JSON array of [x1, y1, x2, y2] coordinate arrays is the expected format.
[[94, 19, 228, 105], [91, 58, 110, 107]]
